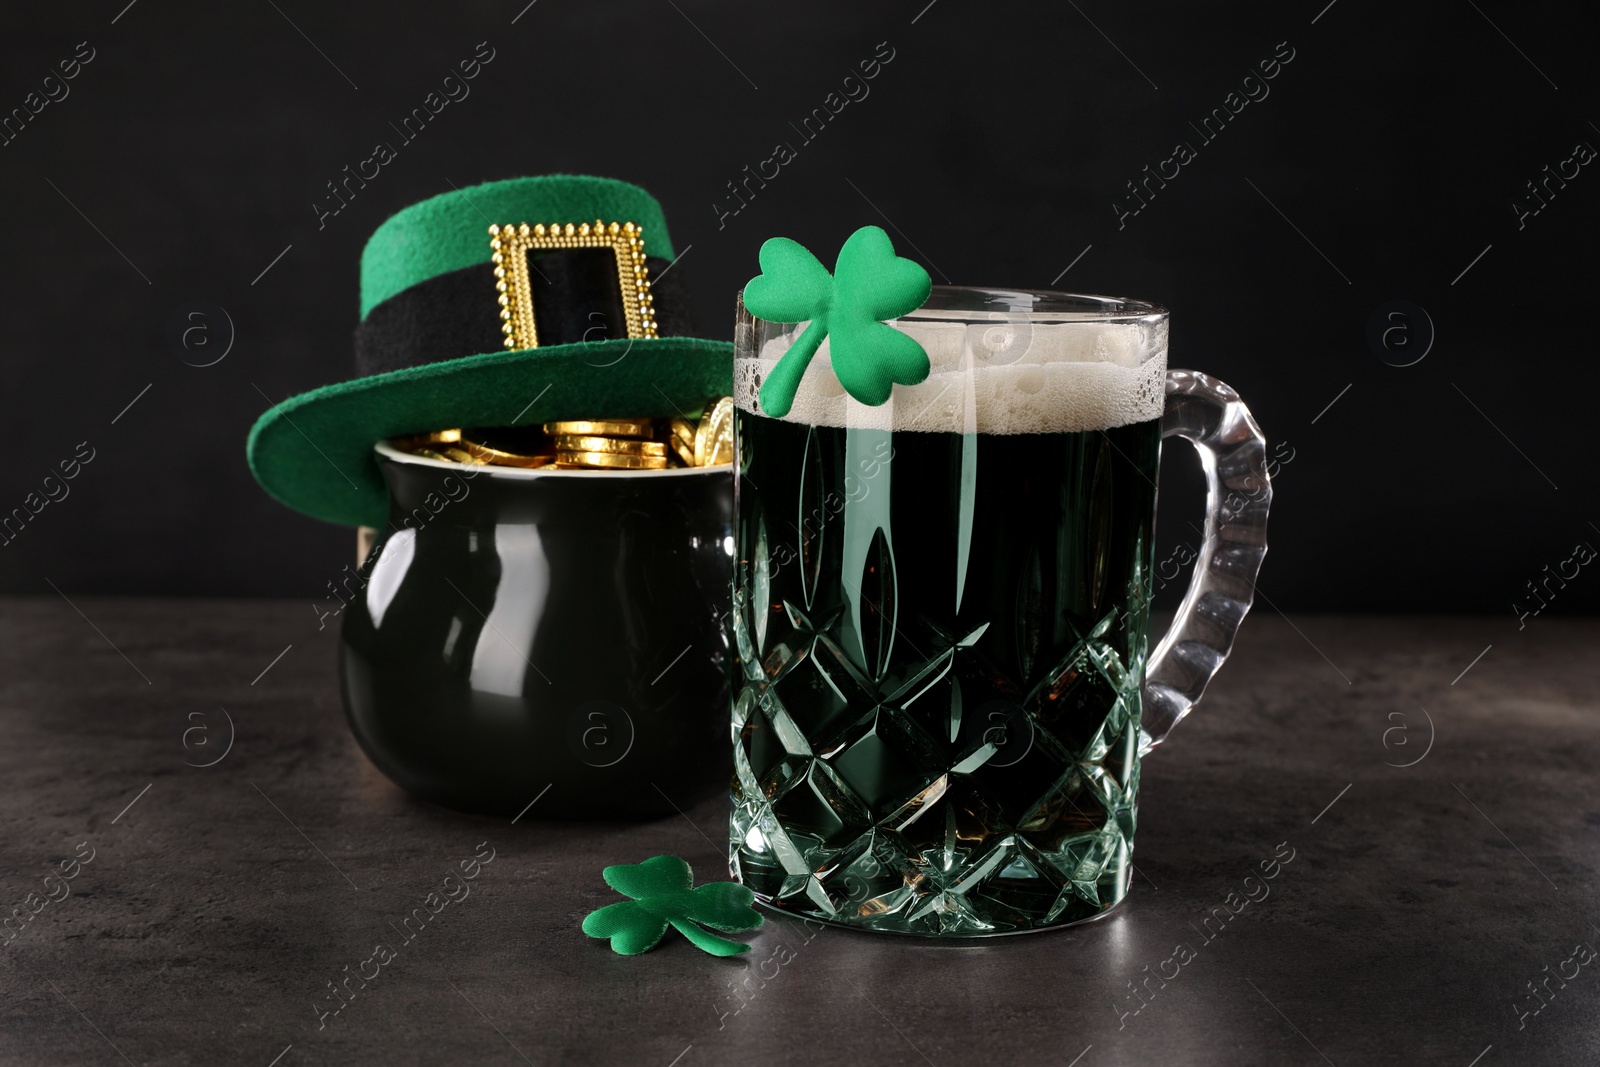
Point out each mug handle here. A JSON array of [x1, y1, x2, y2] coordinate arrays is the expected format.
[[1140, 369, 1272, 754]]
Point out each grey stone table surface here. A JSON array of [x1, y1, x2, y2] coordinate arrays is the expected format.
[[1, 598, 1597, 1066]]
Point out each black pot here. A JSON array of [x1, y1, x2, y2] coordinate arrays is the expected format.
[[339, 443, 734, 819]]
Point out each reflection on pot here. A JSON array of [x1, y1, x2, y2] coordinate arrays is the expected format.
[[340, 444, 733, 819]]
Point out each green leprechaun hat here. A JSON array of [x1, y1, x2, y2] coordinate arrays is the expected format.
[[246, 174, 731, 527]]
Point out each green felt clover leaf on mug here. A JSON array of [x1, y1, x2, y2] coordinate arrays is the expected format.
[[744, 225, 933, 417]]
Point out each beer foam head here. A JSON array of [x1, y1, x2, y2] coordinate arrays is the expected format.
[[734, 314, 1168, 434]]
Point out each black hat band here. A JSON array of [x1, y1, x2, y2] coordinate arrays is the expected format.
[[354, 249, 696, 379]]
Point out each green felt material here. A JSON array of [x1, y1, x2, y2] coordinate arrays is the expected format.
[[248, 336, 730, 527], [359, 175, 674, 319], [743, 225, 932, 417], [581, 855, 763, 957]]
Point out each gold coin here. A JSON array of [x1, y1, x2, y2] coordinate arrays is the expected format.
[[392, 428, 463, 453], [554, 434, 667, 457], [438, 446, 489, 465], [669, 417, 696, 449], [544, 418, 655, 439], [704, 427, 734, 467], [555, 450, 669, 470], [695, 397, 735, 467], [457, 439, 555, 468], [667, 434, 696, 467], [411, 447, 450, 462]]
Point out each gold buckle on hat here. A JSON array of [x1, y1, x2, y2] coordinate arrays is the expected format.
[[488, 221, 659, 350]]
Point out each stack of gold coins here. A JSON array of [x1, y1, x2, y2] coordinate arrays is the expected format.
[[545, 418, 667, 470], [388, 397, 736, 471]]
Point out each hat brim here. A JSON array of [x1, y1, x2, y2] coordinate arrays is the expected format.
[[247, 336, 733, 527]]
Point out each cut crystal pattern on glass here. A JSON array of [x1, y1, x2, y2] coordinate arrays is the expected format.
[[732, 593, 1144, 934]]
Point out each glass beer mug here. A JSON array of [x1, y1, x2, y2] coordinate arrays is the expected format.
[[728, 287, 1270, 936]]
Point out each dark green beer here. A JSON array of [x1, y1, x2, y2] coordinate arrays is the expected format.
[[730, 409, 1161, 934]]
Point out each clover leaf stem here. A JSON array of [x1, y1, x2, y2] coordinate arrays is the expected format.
[[757, 318, 828, 418]]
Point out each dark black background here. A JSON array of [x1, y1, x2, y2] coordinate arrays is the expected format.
[[1, 0, 1594, 621]]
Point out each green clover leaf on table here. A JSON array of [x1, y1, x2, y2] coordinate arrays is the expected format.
[[581, 855, 764, 957], [744, 224, 934, 418]]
